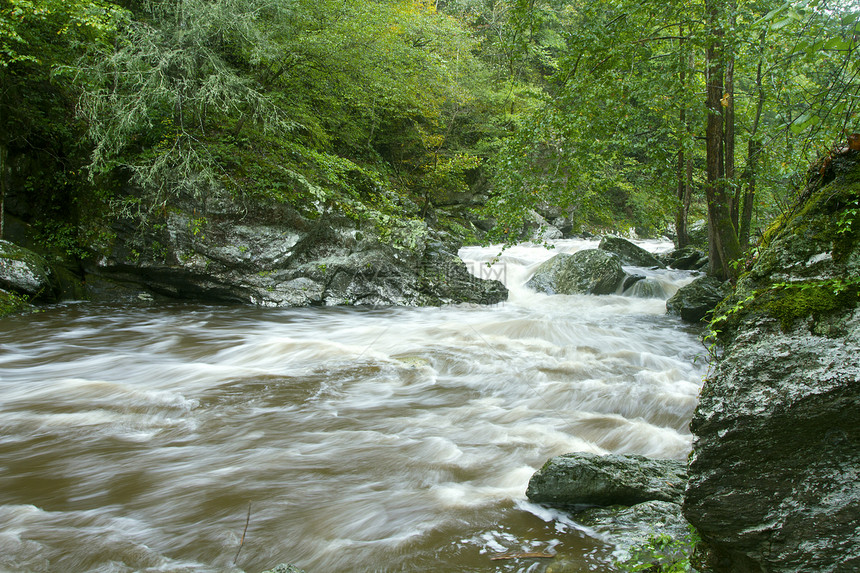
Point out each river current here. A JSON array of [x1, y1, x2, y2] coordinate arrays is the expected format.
[[0, 239, 706, 573]]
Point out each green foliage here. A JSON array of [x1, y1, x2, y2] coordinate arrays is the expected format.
[[618, 527, 700, 573], [0, 288, 31, 318], [1, 0, 123, 68]]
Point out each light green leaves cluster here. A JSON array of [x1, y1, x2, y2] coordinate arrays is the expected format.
[[1, 0, 123, 67]]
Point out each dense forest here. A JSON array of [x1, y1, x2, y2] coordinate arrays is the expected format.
[[1, 0, 858, 280]]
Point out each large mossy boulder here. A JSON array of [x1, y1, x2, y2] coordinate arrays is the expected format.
[[598, 236, 665, 268], [526, 250, 626, 295], [526, 452, 687, 508], [0, 240, 59, 300], [683, 152, 860, 573], [666, 275, 731, 323]]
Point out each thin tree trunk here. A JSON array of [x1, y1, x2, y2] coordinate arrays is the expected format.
[[0, 141, 6, 241], [725, 55, 737, 230], [739, 138, 759, 248], [739, 42, 766, 249], [675, 25, 689, 248], [705, 0, 741, 281], [0, 75, 7, 241]]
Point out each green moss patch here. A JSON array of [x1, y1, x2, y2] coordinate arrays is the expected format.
[[764, 280, 860, 332], [0, 290, 33, 318]]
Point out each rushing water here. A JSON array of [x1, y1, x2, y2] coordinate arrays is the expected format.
[[0, 239, 707, 573]]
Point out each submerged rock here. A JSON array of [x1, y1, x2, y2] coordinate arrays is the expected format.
[[684, 151, 860, 572], [525, 250, 626, 295], [666, 275, 731, 323], [260, 565, 306, 573], [526, 452, 687, 508], [598, 236, 665, 268]]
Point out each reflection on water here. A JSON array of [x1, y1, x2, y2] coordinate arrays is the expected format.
[[0, 239, 706, 573]]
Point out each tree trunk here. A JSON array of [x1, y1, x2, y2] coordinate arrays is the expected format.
[[739, 138, 759, 248], [675, 25, 690, 248], [705, 0, 741, 281], [725, 55, 737, 230], [0, 73, 7, 241], [739, 39, 767, 249], [0, 141, 6, 241]]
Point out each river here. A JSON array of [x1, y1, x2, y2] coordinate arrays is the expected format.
[[0, 239, 706, 573]]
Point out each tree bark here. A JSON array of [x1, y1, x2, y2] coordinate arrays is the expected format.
[[705, 0, 741, 281], [675, 25, 690, 248], [725, 54, 737, 230], [739, 138, 759, 248], [0, 74, 7, 241], [0, 141, 6, 241], [739, 46, 766, 249]]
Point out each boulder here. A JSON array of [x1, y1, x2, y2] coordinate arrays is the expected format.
[[528, 210, 564, 242], [684, 151, 860, 572], [526, 250, 626, 295], [82, 190, 507, 307], [660, 246, 708, 271], [666, 275, 731, 323], [598, 236, 665, 268], [0, 240, 59, 300], [526, 452, 687, 508]]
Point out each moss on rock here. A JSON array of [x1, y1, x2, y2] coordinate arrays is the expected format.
[[711, 153, 860, 343], [0, 288, 34, 318]]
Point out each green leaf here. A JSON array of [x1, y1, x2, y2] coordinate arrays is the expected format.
[[823, 37, 850, 51], [789, 113, 820, 134]]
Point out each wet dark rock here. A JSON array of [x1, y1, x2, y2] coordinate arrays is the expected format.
[[622, 274, 646, 291], [660, 246, 708, 271], [598, 236, 665, 268], [526, 452, 687, 508], [526, 250, 626, 295], [666, 275, 731, 323], [684, 151, 860, 573]]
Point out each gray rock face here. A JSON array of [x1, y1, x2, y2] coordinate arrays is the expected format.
[[526, 250, 626, 295], [666, 275, 730, 323], [84, 192, 507, 307], [577, 501, 692, 561], [683, 152, 860, 573], [598, 236, 665, 268], [526, 452, 687, 507], [0, 240, 58, 300], [527, 210, 564, 242], [686, 317, 860, 573]]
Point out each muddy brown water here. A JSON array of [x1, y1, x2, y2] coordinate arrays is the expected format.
[[0, 240, 705, 573]]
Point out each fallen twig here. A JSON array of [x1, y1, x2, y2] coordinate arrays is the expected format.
[[233, 502, 252, 565], [490, 552, 555, 561]]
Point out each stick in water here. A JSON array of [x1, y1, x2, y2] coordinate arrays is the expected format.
[[233, 502, 252, 565]]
